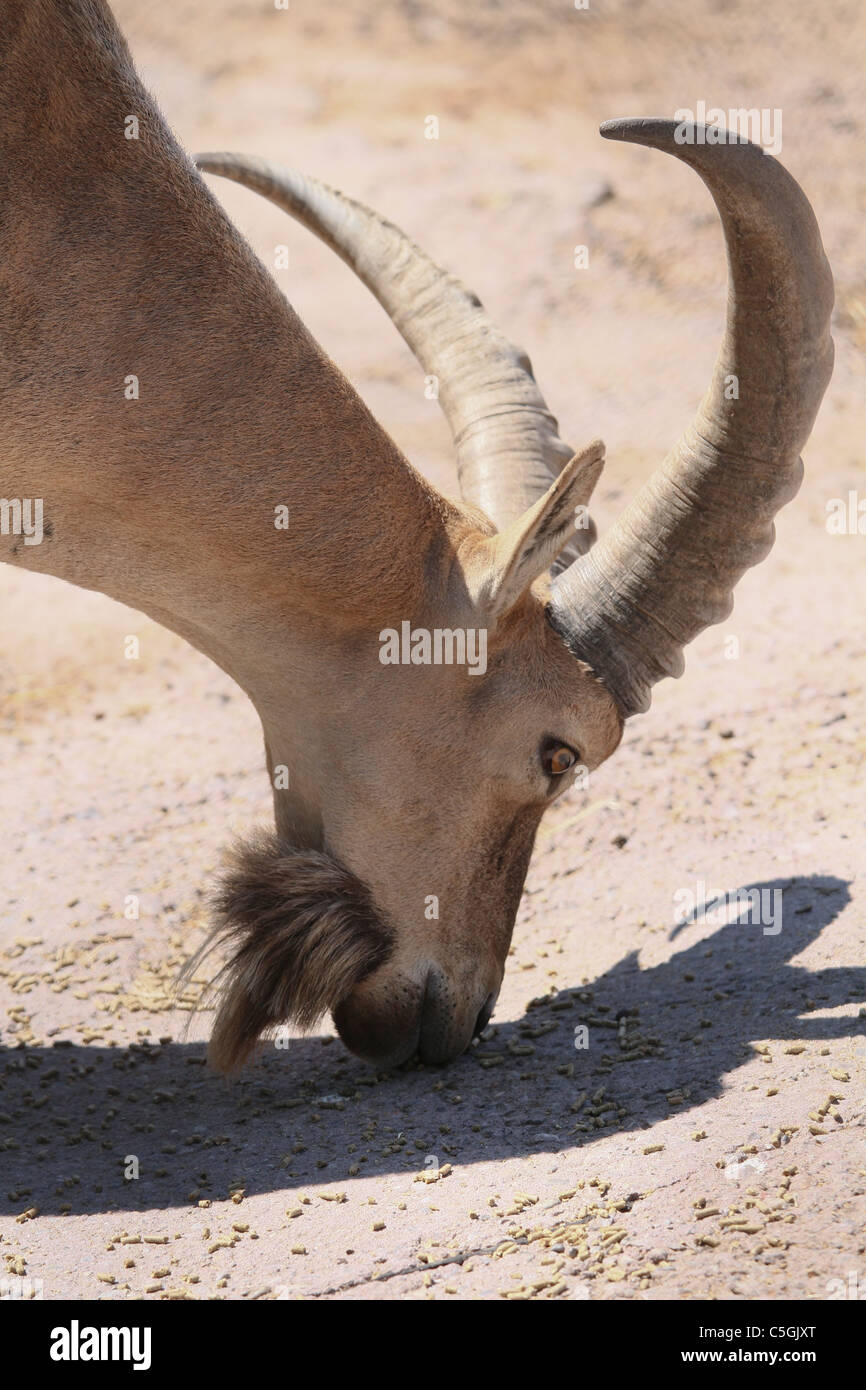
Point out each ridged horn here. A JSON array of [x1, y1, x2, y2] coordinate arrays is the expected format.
[[548, 118, 834, 716], [195, 151, 597, 563]]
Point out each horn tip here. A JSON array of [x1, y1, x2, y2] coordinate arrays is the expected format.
[[599, 117, 651, 142], [599, 118, 678, 150]]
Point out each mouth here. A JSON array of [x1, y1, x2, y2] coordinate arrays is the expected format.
[[474, 990, 496, 1036], [333, 971, 500, 1069], [415, 973, 499, 1066], [332, 980, 422, 1068]]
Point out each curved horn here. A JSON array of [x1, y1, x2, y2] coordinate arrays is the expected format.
[[195, 152, 596, 563], [549, 118, 834, 716]]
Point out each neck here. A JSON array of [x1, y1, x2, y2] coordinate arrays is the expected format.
[[0, 0, 461, 689]]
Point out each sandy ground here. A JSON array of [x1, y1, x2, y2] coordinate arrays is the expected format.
[[1, 0, 864, 1301]]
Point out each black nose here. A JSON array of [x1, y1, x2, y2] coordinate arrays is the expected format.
[[473, 992, 495, 1038]]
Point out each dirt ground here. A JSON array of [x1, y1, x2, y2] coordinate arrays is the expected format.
[[1, 0, 864, 1302]]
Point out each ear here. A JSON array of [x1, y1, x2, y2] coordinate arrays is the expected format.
[[462, 439, 605, 620]]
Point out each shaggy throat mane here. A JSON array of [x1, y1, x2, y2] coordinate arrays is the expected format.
[[187, 834, 393, 1073]]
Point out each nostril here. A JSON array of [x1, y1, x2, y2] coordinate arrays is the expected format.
[[473, 992, 495, 1038]]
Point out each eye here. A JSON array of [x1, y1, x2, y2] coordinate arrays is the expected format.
[[541, 741, 579, 777]]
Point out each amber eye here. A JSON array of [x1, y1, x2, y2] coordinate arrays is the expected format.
[[542, 743, 578, 776]]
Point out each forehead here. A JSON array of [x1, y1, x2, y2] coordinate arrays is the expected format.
[[465, 613, 624, 767]]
